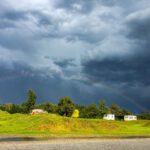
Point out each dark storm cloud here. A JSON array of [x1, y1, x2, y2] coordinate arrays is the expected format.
[[126, 11, 150, 40], [30, 10, 107, 43], [82, 29, 150, 86], [0, 62, 142, 112], [79, 2, 150, 111], [30, 11, 52, 26], [125, 10, 150, 68], [0, 10, 34, 51], [0, 0, 150, 112], [0, 9, 28, 30], [55, 0, 133, 12], [0, 61, 112, 108], [55, 0, 137, 14], [44, 56, 50, 59], [54, 58, 75, 68], [0, 60, 60, 82], [0, 32, 35, 51], [1, 10, 27, 21], [66, 32, 106, 44], [0, 9, 52, 51], [82, 55, 150, 86], [0, 62, 34, 79], [0, 0, 116, 51], [81, 4, 150, 87], [0, 20, 16, 29], [55, 0, 96, 14]]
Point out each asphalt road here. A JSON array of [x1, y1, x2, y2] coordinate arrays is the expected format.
[[0, 138, 150, 150]]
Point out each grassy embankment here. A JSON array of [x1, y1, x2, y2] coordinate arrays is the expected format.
[[0, 110, 150, 137]]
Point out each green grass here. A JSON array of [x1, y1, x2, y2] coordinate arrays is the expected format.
[[0, 110, 150, 137]]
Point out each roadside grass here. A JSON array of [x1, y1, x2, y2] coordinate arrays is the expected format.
[[0, 110, 150, 136]]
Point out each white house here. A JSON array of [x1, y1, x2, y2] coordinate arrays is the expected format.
[[124, 115, 137, 121], [103, 114, 115, 120]]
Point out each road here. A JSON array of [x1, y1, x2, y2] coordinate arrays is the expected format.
[[0, 138, 150, 150]]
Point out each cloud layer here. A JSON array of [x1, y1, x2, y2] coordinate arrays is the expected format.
[[0, 0, 150, 112]]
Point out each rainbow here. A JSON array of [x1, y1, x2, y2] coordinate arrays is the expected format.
[[0, 73, 147, 112], [74, 75, 147, 112]]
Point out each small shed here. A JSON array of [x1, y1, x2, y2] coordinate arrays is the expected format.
[[124, 115, 137, 121], [31, 109, 47, 115], [103, 114, 115, 120]]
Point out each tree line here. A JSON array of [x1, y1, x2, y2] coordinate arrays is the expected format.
[[0, 89, 149, 119]]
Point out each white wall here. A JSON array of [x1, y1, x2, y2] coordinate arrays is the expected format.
[[103, 114, 115, 120], [124, 115, 137, 121]]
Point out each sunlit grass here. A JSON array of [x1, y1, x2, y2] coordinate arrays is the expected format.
[[0, 110, 150, 136]]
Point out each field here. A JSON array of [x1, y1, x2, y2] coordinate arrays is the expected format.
[[0, 110, 150, 137]]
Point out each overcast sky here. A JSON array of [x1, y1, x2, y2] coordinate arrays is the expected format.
[[0, 0, 150, 113]]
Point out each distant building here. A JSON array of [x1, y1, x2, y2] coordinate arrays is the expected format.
[[124, 115, 137, 121], [31, 109, 47, 115], [103, 114, 115, 120]]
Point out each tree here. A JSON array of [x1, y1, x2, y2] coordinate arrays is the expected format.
[[140, 109, 150, 120], [0, 104, 6, 111], [121, 108, 133, 116], [85, 104, 100, 118], [57, 96, 75, 117], [58, 96, 74, 106], [99, 100, 108, 117], [5, 103, 23, 114], [22, 89, 37, 113], [5, 103, 16, 114], [36, 102, 57, 113], [110, 104, 122, 117], [75, 104, 87, 118]]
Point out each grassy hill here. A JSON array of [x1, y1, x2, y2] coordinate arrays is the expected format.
[[0, 110, 150, 136]]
